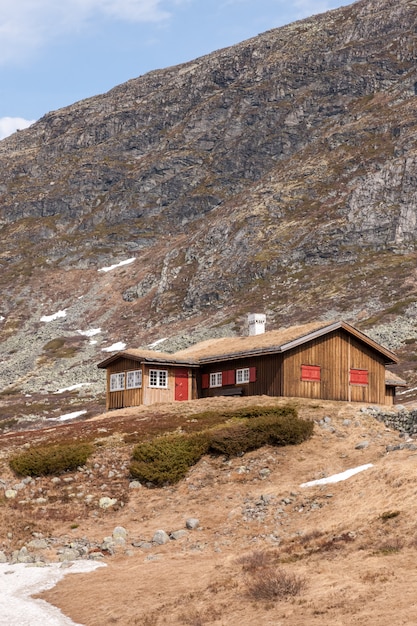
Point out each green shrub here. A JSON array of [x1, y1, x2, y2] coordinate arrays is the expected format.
[[229, 405, 298, 420], [249, 413, 314, 447], [208, 412, 313, 457], [130, 433, 209, 486], [129, 405, 313, 486], [208, 422, 264, 456], [9, 442, 94, 477]]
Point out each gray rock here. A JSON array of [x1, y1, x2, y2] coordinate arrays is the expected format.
[[170, 530, 188, 540], [99, 497, 117, 509], [0, 551, 7, 563], [129, 480, 142, 489], [355, 441, 370, 450], [15, 547, 34, 564], [27, 539, 49, 550], [152, 530, 170, 545], [185, 518, 200, 530], [112, 526, 128, 540], [259, 468, 271, 479], [58, 548, 79, 562]]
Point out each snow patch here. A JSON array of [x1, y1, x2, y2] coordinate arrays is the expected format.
[[98, 258, 135, 273], [54, 383, 91, 394], [148, 338, 168, 349], [55, 410, 87, 421], [77, 328, 101, 337], [397, 385, 417, 395], [0, 561, 105, 625], [300, 464, 373, 488], [40, 310, 66, 323], [101, 342, 126, 352]]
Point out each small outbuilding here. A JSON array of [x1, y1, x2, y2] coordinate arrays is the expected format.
[[97, 320, 406, 410]]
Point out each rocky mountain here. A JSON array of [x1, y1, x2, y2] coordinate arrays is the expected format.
[[2, 0, 417, 418]]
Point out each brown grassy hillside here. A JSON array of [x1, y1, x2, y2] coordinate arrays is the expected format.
[[1, 396, 416, 625]]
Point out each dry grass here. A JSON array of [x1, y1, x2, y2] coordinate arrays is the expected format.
[[0, 396, 416, 625], [246, 566, 307, 601]]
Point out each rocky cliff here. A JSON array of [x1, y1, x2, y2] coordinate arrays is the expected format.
[[1, 0, 417, 413]]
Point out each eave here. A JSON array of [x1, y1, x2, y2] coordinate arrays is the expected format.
[[198, 322, 398, 365], [97, 350, 199, 369]]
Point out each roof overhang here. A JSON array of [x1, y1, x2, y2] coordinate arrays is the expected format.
[[198, 322, 399, 365], [97, 351, 199, 369]]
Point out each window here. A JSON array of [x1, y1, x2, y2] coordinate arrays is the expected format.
[[210, 372, 223, 388], [110, 372, 125, 392], [301, 365, 321, 382], [236, 368, 250, 384], [149, 369, 168, 388], [126, 370, 142, 389], [350, 368, 368, 385]]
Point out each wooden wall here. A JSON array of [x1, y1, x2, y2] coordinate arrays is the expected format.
[[200, 354, 283, 398], [105, 359, 196, 409], [282, 329, 388, 404], [105, 357, 143, 410], [103, 330, 394, 408]]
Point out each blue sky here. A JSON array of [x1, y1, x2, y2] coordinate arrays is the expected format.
[[0, 0, 351, 139]]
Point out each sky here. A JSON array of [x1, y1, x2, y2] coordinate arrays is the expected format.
[[0, 0, 352, 139]]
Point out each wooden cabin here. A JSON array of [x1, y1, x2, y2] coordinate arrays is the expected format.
[[97, 321, 406, 409], [97, 349, 200, 410]]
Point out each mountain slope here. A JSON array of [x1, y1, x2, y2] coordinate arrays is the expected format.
[[1, 0, 417, 402]]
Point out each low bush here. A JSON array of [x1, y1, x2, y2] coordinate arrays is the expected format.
[[249, 413, 314, 447], [130, 433, 209, 486], [246, 567, 306, 600], [207, 422, 261, 456], [129, 405, 313, 486], [208, 412, 313, 457], [229, 405, 298, 420], [9, 442, 94, 477]]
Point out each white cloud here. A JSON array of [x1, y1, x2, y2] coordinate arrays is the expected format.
[[0, 117, 35, 140], [0, 0, 174, 66]]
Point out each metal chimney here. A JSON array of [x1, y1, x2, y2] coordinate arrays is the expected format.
[[248, 313, 266, 336]]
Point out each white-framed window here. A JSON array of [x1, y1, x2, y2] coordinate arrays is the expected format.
[[110, 372, 125, 392], [210, 372, 223, 388], [149, 369, 168, 388], [126, 370, 142, 389], [236, 368, 250, 384]]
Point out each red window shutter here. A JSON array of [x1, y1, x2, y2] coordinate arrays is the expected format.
[[202, 374, 209, 389], [222, 370, 235, 386], [350, 369, 368, 385], [301, 365, 321, 382], [249, 367, 257, 382]]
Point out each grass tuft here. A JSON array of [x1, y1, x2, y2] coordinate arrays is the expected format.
[[246, 566, 306, 601]]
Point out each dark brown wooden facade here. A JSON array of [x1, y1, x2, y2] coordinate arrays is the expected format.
[[98, 322, 405, 409]]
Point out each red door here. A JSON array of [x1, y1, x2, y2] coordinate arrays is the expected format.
[[175, 368, 189, 401]]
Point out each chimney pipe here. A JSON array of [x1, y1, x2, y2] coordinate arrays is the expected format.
[[247, 313, 266, 336]]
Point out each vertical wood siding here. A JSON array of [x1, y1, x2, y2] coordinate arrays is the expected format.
[[142, 366, 195, 405], [200, 354, 283, 398], [282, 329, 387, 404], [102, 329, 394, 408], [105, 357, 143, 410]]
